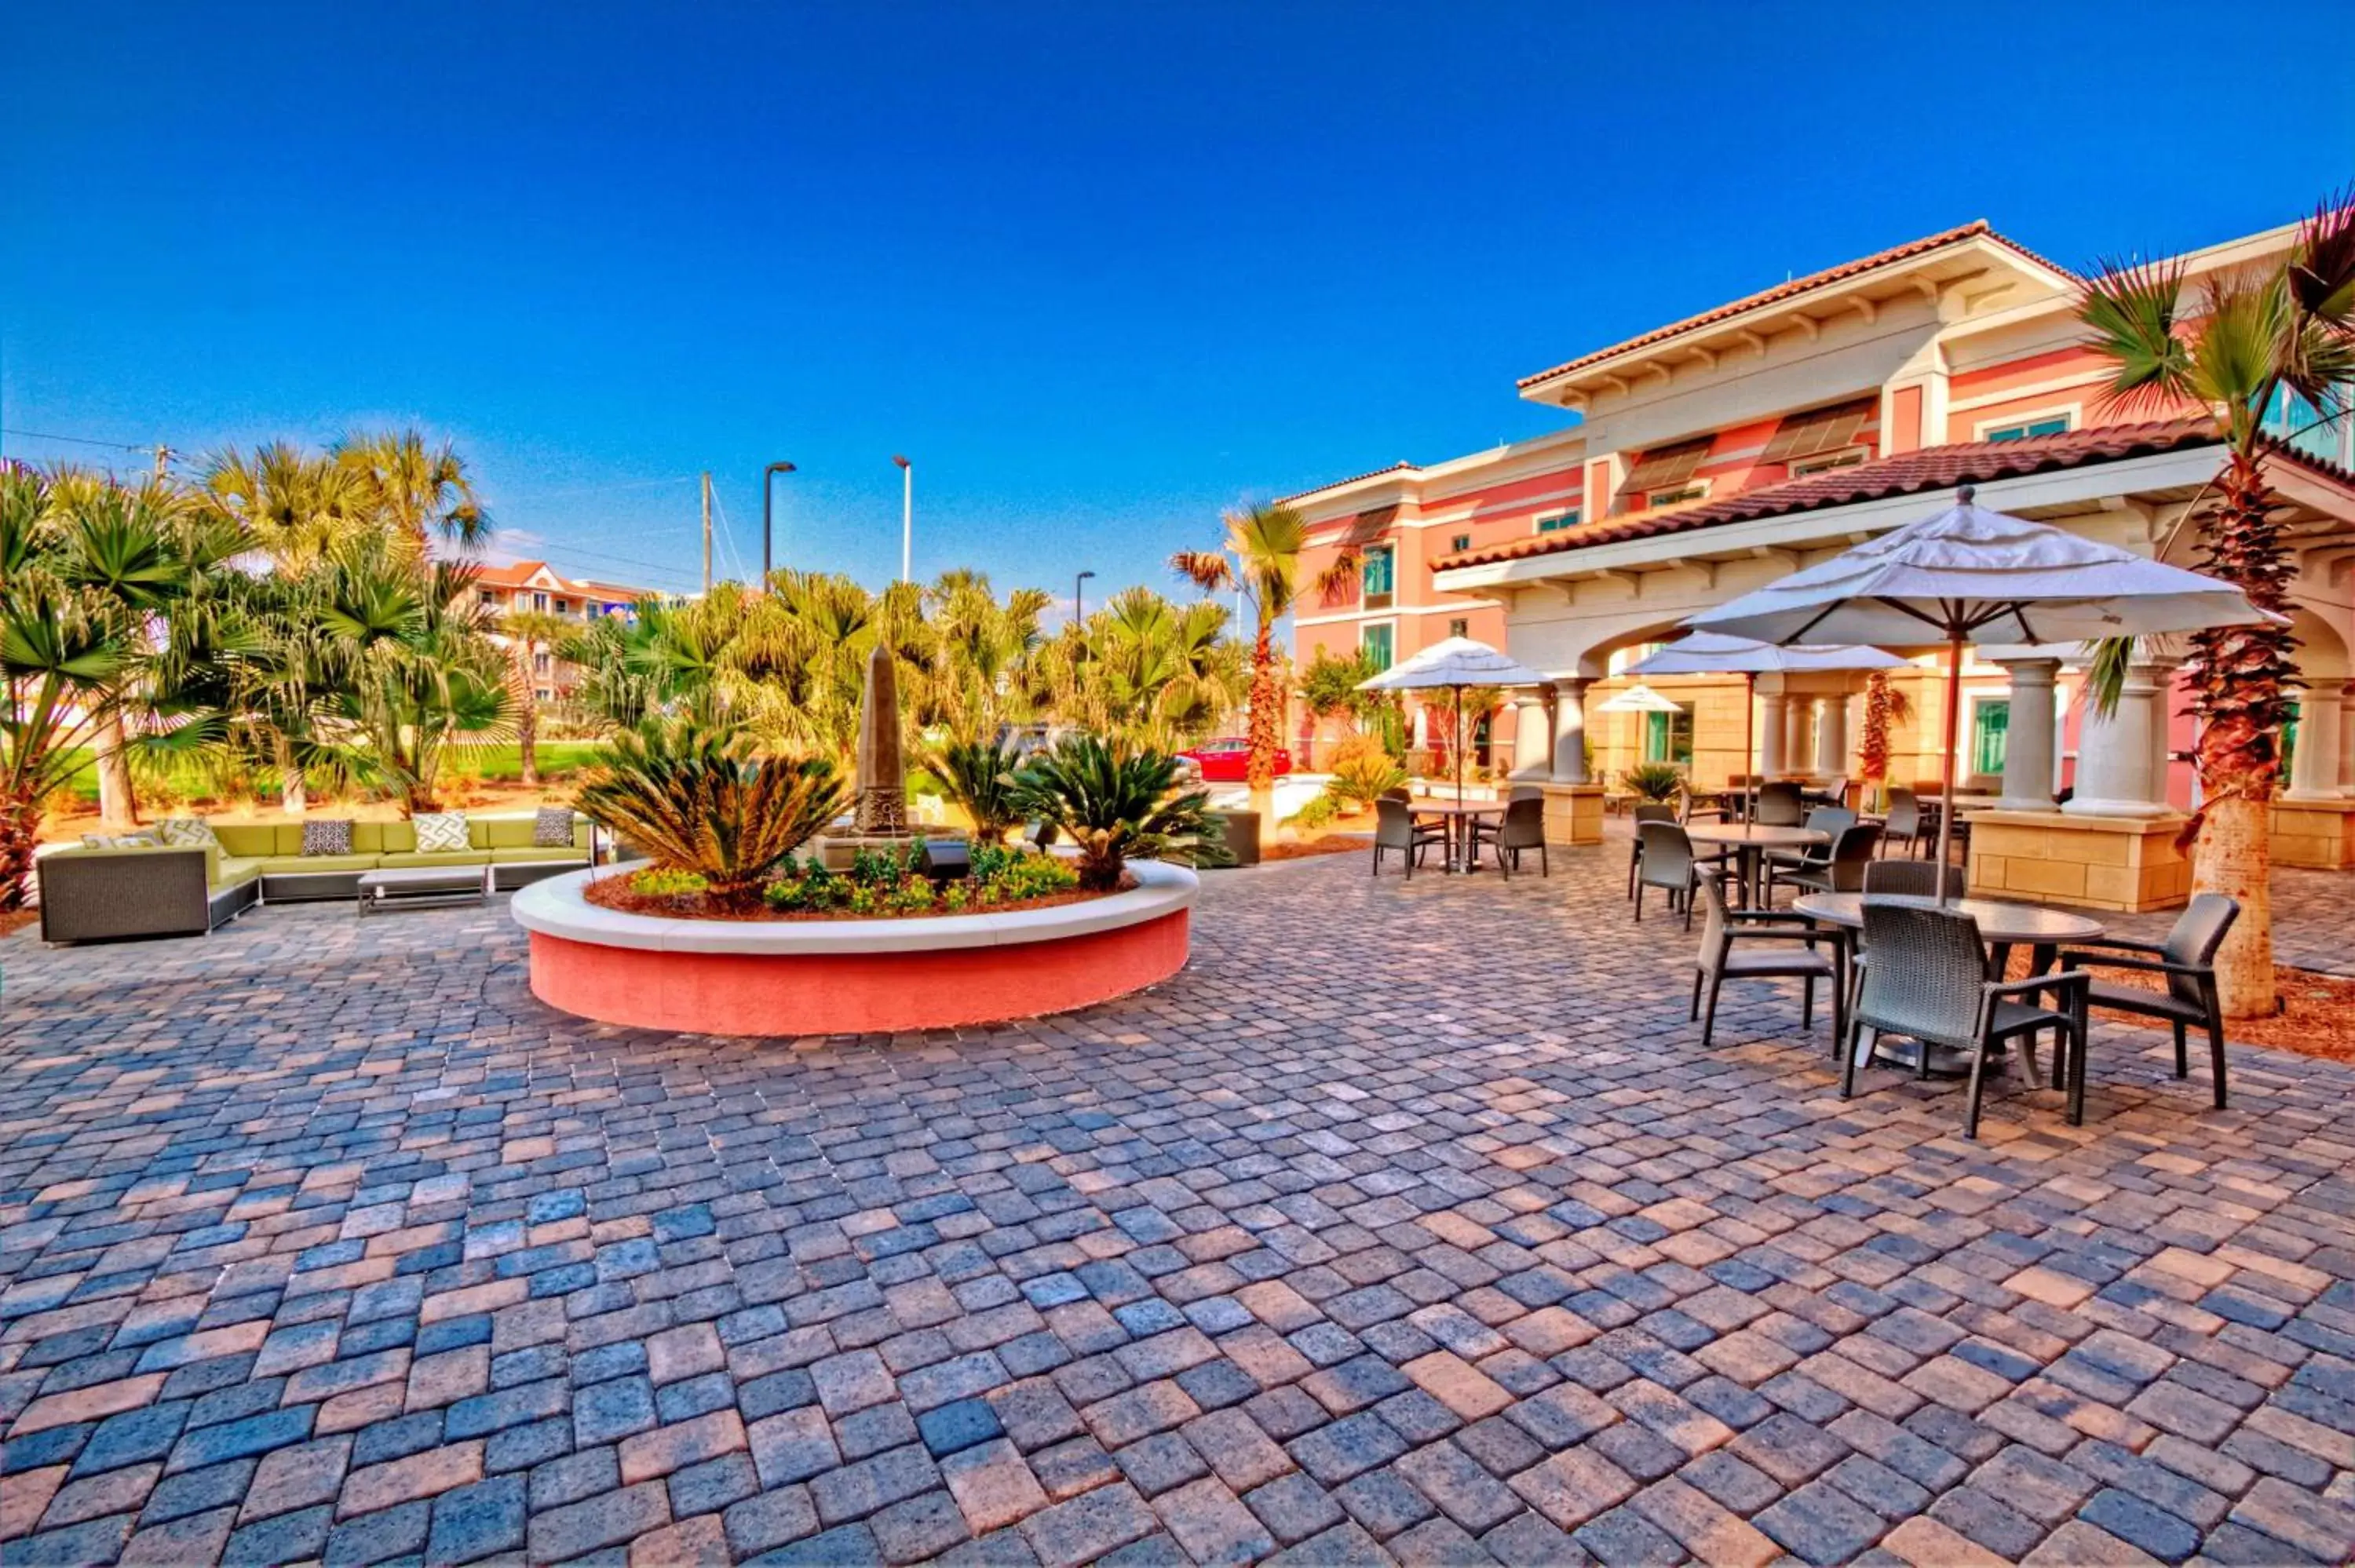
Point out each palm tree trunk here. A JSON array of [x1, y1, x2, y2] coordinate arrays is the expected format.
[[516, 643, 540, 790], [1245, 621, 1281, 848], [0, 790, 42, 911], [96, 714, 138, 829], [275, 731, 306, 816], [2188, 449, 2298, 1018]]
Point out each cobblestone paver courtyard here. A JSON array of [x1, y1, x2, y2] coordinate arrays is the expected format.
[[5, 847, 2355, 1566]]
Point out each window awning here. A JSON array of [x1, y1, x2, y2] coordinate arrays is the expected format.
[[1616, 437, 1712, 505], [1760, 397, 1876, 463], [1339, 505, 1400, 548]]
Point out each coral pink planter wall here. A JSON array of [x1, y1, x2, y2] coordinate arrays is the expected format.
[[526, 910, 1189, 1036], [510, 864, 1198, 1037]]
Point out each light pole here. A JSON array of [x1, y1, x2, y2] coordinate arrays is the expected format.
[[891, 454, 912, 583], [761, 461, 795, 584], [1074, 570, 1095, 632]]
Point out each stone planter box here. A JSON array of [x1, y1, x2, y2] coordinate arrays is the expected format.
[[510, 862, 1196, 1037]]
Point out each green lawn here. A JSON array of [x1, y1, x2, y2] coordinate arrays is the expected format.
[[54, 741, 605, 803]]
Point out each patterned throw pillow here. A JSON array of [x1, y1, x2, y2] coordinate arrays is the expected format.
[[533, 806, 576, 849], [413, 812, 470, 854], [82, 831, 161, 848], [157, 817, 221, 850], [301, 819, 354, 856]]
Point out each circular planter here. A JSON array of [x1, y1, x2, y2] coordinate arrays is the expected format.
[[509, 862, 1196, 1037]]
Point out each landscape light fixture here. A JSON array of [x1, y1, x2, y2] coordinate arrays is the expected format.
[[1074, 569, 1096, 629], [892, 454, 912, 582], [761, 461, 795, 582]]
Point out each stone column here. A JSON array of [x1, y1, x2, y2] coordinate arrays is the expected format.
[[2064, 657, 2173, 818], [2341, 689, 2355, 797], [1990, 656, 2061, 811], [1758, 692, 1789, 778], [1813, 695, 1849, 781], [1783, 700, 1812, 781], [1551, 678, 1591, 783], [1511, 692, 1553, 779], [2288, 678, 2348, 799]]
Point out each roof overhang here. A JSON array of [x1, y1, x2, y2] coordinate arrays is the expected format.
[[1517, 231, 2076, 411], [1433, 442, 2241, 593]]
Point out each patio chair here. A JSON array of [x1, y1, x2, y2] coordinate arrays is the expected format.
[[1373, 797, 1447, 879], [1842, 902, 2090, 1138], [1627, 803, 1678, 899], [1861, 859, 1963, 899], [1634, 820, 1703, 928], [1754, 781, 1805, 827], [1769, 822, 1883, 902], [1690, 872, 1844, 1048], [1474, 794, 1547, 878], [1879, 788, 1923, 856], [2057, 894, 2238, 1110], [1765, 806, 1857, 882]]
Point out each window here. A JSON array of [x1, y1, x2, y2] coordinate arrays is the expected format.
[[1644, 705, 1695, 766], [1360, 545, 1395, 611], [1616, 436, 1712, 512], [1449, 533, 1471, 552], [1970, 698, 2010, 778], [1360, 622, 1394, 672], [1984, 414, 2072, 443], [1788, 449, 1868, 477], [534, 652, 552, 673], [1761, 397, 1875, 465], [1448, 618, 1468, 639], [1535, 509, 1581, 534], [1647, 483, 1708, 508], [531, 592, 549, 612]]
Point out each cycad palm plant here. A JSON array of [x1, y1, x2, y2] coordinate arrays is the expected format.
[[575, 717, 849, 906], [1013, 735, 1218, 892], [928, 735, 1029, 843], [2075, 192, 2355, 1016]]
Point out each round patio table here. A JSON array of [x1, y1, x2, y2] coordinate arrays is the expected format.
[[1685, 822, 1824, 907], [1791, 892, 2105, 1077], [1415, 800, 1506, 874]]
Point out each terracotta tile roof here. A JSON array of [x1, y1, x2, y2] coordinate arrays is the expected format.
[[470, 557, 658, 601], [1515, 221, 2078, 391], [1429, 418, 2271, 572], [1279, 461, 1418, 509]]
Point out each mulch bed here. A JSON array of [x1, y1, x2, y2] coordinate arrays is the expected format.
[[0, 909, 38, 939], [581, 872, 1126, 923], [2003, 950, 2355, 1064], [1262, 833, 1370, 863]]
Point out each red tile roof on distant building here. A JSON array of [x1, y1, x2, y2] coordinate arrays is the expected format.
[[1515, 221, 2077, 391], [1426, 418, 2353, 572], [471, 558, 659, 601]]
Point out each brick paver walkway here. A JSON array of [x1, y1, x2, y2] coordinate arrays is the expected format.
[[5, 848, 2355, 1566]]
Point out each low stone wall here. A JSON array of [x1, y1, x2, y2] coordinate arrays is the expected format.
[[1540, 782, 1605, 845], [1966, 809, 2192, 913], [2271, 799, 2355, 870]]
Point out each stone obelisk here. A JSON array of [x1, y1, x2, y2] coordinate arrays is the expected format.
[[853, 644, 911, 836]]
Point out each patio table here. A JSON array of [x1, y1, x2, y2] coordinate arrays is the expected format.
[[1792, 891, 2105, 1075], [1686, 822, 1824, 907], [1415, 800, 1506, 874]]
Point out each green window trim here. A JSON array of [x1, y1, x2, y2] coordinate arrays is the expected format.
[[1535, 510, 1582, 534], [1644, 705, 1695, 766], [1360, 622, 1395, 673], [1970, 698, 2010, 777], [1984, 414, 2072, 443]]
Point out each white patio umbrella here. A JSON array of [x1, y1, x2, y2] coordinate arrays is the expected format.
[[1596, 683, 1685, 713], [1357, 636, 1550, 806], [1689, 487, 2275, 895], [1627, 633, 1908, 821]]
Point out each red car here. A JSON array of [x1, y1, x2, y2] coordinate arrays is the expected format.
[[1179, 738, 1291, 782]]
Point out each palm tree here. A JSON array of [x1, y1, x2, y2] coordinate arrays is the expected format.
[[334, 428, 489, 554], [1171, 503, 1334, 837], [2075, 193, 2355, 1016], [498, 607, 575, 788]]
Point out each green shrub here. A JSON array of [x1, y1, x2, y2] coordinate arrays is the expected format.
[[1619, 761, 1685, 803], [1327, 737, 1408, 809], [1284, 791, 1342, 830], [1012, 736, 1218, 892], [928, 736, 1028, 842], [629, 866, 710, 897]]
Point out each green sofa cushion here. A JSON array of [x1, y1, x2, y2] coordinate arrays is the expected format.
[[214, 857, 265, 888], [478, 818, 539, 849], [489, 846, 586, 863], [375, 850, 491, 869], [381, 820, 416, 852], [213, 825, 277, 858], [255, 853, 381, 875]]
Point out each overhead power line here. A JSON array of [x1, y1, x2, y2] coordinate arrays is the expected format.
[[2, 426, 162, 454]]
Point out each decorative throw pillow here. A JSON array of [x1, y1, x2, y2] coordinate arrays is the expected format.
[[83, 831, 161, 848], [157, 817, 221, 850], [301, 819, 354, 856], [413, 812, 470, 854], [532, 806, 576, 849]]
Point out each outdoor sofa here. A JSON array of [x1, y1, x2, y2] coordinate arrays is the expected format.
[[37, 813, 593, 944]]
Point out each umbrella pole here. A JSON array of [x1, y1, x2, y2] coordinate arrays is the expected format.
[[1934, 634, 1964, 904], [1455, 687, 1466, 870], [1745, 673, 1757, 823]]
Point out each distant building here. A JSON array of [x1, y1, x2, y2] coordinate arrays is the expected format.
[[469, 560, 661, 702]]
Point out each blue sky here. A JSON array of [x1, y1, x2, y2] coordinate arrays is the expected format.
[[4, 2, 2344, 607]]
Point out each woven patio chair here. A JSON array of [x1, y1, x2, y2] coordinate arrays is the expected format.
[[1690, 872, 1844, 1048], [2057, 894, 2238, 1110], [1373, 797, 1447, 879]]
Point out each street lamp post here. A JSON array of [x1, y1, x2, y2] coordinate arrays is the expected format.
[[761, 461, 795, 584], [891, 455, 912, 583], [1074, 569, 1095, 631]]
